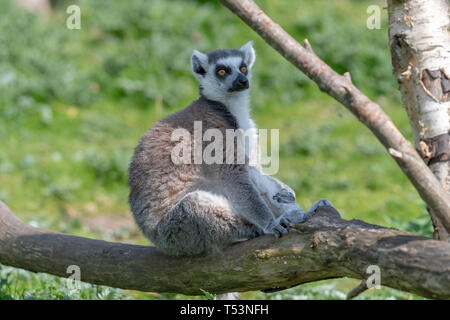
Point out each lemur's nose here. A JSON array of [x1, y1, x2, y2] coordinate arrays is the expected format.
[[239, 77, 249, 86], [236, 74, 249, 89], [230, 74, 249, 92]]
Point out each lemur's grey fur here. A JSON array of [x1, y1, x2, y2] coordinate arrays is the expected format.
[[128, 41, 333, 257]]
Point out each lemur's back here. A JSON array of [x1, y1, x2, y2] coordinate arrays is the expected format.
[[128, 97, 238, 242]]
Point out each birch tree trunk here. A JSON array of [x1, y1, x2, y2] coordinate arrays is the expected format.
[[388, 0, 450, 240]]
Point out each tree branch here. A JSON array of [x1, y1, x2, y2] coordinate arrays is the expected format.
[[1, 201, 449, 299], [346, 280, 368, 300], [217, 0, 450, 235]]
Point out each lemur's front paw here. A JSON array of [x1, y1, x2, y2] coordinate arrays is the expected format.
[[273, 188, 296, 204], [263, 217, 290, 238]]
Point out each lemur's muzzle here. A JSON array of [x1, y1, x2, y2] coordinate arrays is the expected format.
[[230, 74, 249, 92]]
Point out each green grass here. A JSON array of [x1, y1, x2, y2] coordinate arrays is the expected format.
[[0, 0, 432, 299], [0, 264, 131, 300]]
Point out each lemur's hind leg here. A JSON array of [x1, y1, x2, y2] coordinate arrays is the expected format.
[[154, 190, 261, 256], [248, 167, 307, 221], [248, 167, 335, 224]]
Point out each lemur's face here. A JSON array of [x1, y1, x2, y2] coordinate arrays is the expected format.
[[191, 41, 256, 102]]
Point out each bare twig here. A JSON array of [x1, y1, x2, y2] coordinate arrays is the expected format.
[[218, 0, 450, 234], [347, 280, 368, 300]]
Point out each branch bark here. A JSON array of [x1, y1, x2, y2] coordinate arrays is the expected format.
[[1, 201, 449, 299], [218, 0, 450, 235], [387, 0, 450, 241]]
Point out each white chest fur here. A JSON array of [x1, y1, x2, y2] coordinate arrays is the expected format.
[[225, 93, 259, 167], [226, 93, 254, 131]]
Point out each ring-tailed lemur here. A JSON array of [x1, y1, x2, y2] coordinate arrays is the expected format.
[[128, 41, 333, 257]]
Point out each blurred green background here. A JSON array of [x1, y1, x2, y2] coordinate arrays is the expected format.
[[0, 0, 432, 299]]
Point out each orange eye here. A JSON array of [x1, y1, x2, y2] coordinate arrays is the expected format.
[[240, 66, 247, 73], [217, 69, 226, 76]]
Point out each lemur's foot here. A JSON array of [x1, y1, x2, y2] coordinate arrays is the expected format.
[[281, 206, 308, 224], [305, 199, 334, 214], [280, 199, 334, 226], [264, 216, 290, 238]]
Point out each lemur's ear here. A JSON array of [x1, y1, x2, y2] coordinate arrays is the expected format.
[[191, 50, 208, 76], [240, 41, 256, 68]]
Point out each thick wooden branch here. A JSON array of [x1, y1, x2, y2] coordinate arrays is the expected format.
[[1, 201, 449, 299], [218, 0, 450, 235]]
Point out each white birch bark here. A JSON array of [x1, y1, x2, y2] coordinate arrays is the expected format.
[[388, 0, 450, 240]]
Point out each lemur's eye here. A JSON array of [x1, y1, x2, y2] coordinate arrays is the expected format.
[[217, 69, 226, 76], [240, 66, 247, 73]]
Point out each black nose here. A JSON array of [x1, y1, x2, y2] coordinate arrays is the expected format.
[[239, 77, 248, 86], [230, 74, 249, 92]]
